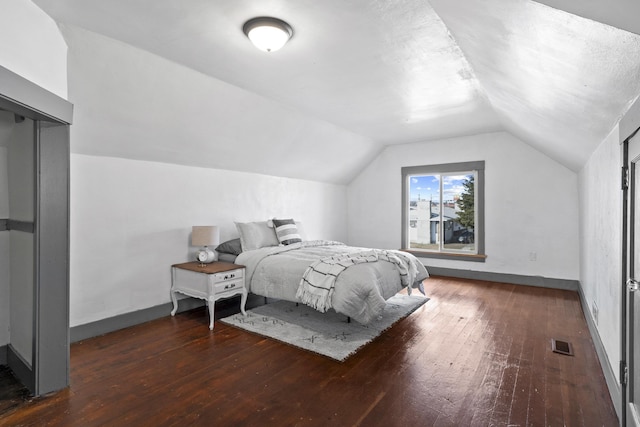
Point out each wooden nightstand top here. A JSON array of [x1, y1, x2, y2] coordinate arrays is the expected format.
[[172, 261, 244, 274]]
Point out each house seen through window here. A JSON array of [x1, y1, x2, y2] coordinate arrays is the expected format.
[[402, 161, 485, 261]]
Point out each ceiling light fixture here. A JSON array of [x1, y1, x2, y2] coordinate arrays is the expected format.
[[243, 17, 293, 52]]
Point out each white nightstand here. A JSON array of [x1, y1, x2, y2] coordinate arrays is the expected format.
[[170, 261, 247, 330]]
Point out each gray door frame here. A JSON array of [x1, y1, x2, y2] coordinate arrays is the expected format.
[[623, 126, 640, 427], [0, 64, 73, 395]]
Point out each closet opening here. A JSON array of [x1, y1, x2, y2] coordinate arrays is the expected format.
[[0, 65, 72, 397]]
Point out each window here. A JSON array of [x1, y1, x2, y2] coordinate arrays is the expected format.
[[401, 161, 485, 262]]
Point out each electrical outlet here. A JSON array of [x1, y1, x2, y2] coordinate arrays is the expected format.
[[592, 300, 599, 325], [529, 251, 537, 261]]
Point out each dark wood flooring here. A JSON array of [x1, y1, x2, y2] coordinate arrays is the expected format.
[[0, 365, 31, 416], [1, 276, 618, 426]]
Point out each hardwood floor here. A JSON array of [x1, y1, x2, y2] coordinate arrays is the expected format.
[[0, 365, 31, 416], [1, 277, 618, 426]]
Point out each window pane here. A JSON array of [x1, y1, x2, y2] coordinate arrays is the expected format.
[[407, 172, 476, 253], [442, 173, 475, 253], [408, 174, 439, 251]]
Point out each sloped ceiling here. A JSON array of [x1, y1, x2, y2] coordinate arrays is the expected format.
[[431, 0, 640, 170], [32, 0, 640, 182]]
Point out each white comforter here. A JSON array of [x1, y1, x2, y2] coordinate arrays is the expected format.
[[236, 240, 429, 324]]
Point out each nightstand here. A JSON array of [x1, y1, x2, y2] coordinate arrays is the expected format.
[[170, 261, 247, 330]]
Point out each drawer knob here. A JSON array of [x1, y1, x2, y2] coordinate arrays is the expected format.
[[224, 283, 236, 290]]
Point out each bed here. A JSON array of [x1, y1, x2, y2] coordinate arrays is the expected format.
[[217, 220, 429, 324]]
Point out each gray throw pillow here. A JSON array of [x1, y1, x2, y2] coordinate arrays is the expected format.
[[216, 238, 242, 255], [272, 218, 302, 245]]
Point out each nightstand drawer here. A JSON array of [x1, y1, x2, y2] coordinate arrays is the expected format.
[[214, 269, 243, 282], [214, 278, 244, 294]]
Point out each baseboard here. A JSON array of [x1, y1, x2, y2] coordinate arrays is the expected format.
[[70, 298, 205, 343], [70, 270, 578, 343], [0, 344, 6, 365], [427, 266, 579, 291], [577, 283, 622, 421], [7, 344, 34, 394]]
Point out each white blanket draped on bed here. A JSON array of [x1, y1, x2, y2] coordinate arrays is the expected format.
[[296, 249, 425, 313]]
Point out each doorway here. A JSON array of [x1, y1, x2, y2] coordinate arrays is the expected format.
[[0, 65, 72, 396], [624, 126, 640, 427]]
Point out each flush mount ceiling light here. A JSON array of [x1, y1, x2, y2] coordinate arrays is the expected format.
[[243, 17, 293, 52]]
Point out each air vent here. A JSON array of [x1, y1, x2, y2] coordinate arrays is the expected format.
[[551, 339, 574, 356]]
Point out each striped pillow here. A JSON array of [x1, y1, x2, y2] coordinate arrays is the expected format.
[[272, 218, 302, 245]]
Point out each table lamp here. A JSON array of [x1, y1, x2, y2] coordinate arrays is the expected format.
[[192, 226, 220, 265]]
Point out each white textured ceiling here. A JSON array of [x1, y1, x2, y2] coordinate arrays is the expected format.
[[431, 0, 640, 170], [32, 0, 640, 179]]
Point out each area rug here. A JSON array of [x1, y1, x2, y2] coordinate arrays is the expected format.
[[220, 294, 429, 361]]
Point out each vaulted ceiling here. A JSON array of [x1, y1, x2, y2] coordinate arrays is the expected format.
[[32, 0, 640, 180]]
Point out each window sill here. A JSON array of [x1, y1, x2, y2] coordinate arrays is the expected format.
[[401, 249, 487, 263]]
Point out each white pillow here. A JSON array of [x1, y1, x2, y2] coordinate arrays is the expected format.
[[235, 221, 279, 252]]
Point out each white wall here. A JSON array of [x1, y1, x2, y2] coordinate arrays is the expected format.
[[578, 95, 640, 386], [348, 131, 580, 280], [578, 126, 622, 382], [0, 0, 67, 98], [70, 154, 347, 326]]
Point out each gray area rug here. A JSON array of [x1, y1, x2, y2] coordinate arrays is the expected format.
[[220, 294, 429, 361]]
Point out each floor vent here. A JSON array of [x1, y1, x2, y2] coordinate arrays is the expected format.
[[551, 339, 574, 356]]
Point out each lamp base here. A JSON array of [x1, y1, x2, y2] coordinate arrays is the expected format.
[[196, 247, 216, 264]]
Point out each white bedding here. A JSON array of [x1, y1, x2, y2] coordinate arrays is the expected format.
[[236, 240, 429, 324]]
